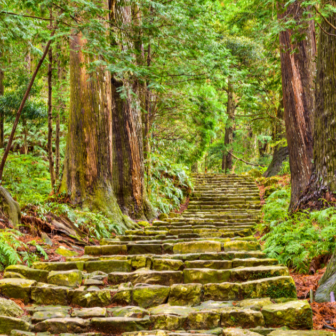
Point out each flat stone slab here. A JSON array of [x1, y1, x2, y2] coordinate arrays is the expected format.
[[91, 317, 151, 333], [173, 241, 222, 254]]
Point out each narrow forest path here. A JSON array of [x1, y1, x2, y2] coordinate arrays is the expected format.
[[0, 174, 317, 336]]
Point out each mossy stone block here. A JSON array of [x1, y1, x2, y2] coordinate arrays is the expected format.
[[152, 259, 184, 271], [0, 298, 23, 317], [174, 241, 221, 254], [71, 289, 111, 307], [150, 314, 186, 330], [111, 289, 133, 305], [90, 317, 151, 333], [0, 278, 36, 304], [220, 309, 265, 328], [5, 265, 49, 283], [33, 318, 89, 334], [184, 269, 230, 285], [0, 317, 30, 335], [168, 283, 202, 306], [47, 270, 82, 288], [31, 285, 70, 305], [186, 311, 221, 330], [133, 285, 170, 308], [85, 260, 131, 273], [203, 282, 241, 301], [241, 276, 297, 299], [262, 300, 313, 329]]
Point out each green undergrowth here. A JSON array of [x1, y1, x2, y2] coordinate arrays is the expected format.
[[259, 185, 336, 273], [0, 230, 48, 271], [147, 153, 193, 214]]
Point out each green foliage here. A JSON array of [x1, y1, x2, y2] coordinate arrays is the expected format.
[[0, 230, 47, 270], [260, 187, 336, 273], [148, 153, 192, 214]]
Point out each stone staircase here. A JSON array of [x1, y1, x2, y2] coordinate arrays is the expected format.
[[0, 174, 319, 336]]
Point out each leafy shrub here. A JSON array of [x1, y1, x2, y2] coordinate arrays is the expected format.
[[0, 230, 47, 270], [147, 153, 192, 214], [260, 188, 336, 273]]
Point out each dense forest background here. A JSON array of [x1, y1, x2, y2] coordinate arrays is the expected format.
[[1, 0, 336, 276]]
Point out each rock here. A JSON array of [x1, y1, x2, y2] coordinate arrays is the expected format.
[[138, 221, 151, 227], [0, 278, 36, 303], [84, 245, 127, 256], [248, 169, 263, 178], [133, 285, 170, 308], [152, 259, 184, 271], [203, 283, 241, 301], [186, 311, 221, 330], [4, 272, 26, 279], [173, 241, 221, 254], [131, 256, 152, 270], [0, 186, 21, 227], [33, 261, 84, 272], [85, 260, 132, 273], [10, 331, 35, 336], [262, 300, 313, 329], [169, 213, 179, 218], [230, 266, 289, 282], [269, 331, 334, 336], [150, 314, 186, 330], [41, 233, 53, 247], [31, 285, 70, 305], [0, 316, 30, 335], [315, 272, 336, 303], [149, 304, 195, 317], [111, 289, 133, 305], [33, 318, 90, 334], [90, 317, 151, 333], [0, 298, 23, 317], [168, 283, 202, 306], [184, 269, 230, 284], [5, 265, 49, 283], [71, 289, 111, 307], [220, 309, 265, 328], [55, 246, 78, 257], [32, 309, 68, 323], [223, 328, 262, 336], [223, 241, 260, 252], [71, 308, 107, 318], [123, 331, 168, 336], [108, 270, 183, 286], [48, 270, 82, 288], [109, 306, 149, 318], [236, 298, 272, 310], [241, 276, 297, 299], [158, 214, 169, 220]]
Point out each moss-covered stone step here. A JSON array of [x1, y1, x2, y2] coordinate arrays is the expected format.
[[1, 299, 309, 335], [107, 266, 288, 286]]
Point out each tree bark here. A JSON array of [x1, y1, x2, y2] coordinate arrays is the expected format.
[[110, 2, 155, 220], [278, 1, 316, 210], [0, 63, 4, 148], [264, 101, 289, 177], [47, 27, 56, 190], [222, 78, 235, 173], [296, 0, 336, 209], [61, 32, 133, 231]]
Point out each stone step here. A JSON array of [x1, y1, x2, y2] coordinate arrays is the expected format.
[[108, 266, 289, 286], [149, 224, 255, 230], [0, 299, 309, 335]]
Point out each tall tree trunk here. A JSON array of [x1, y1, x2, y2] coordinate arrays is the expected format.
[[110, 2, 155, 220], [278, 1, 316, 210], [61, 32, 133, 231], [264, 101, 289, 177], [296, 0, 336, 209], [0, 63, 4, 148], [47, 25, 56, 190], [222, 78, 235, 173]]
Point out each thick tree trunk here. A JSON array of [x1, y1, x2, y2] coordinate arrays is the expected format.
[[61, 33, 133, 231], [110, 2, 155, 220], [278, 1, 316, 210], [47, 42, 56, 190], [296, 0, 336, 209], [222, 78, 235, 173], [0, 64, 4, 148]]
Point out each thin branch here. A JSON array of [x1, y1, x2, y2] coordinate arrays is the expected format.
[[0, 11, 51, 21], [314, 5, 336, 31], [227, 150, 261, 167], [0, 28, 56, 181], [316, 21, 336, 37]]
